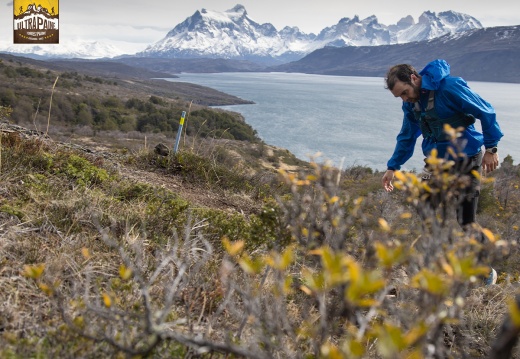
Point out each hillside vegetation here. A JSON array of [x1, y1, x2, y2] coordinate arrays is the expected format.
[[1, 55, 520, 358], [0, 54, 255, 139]]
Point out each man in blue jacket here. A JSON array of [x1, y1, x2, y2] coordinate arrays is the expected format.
[[381, 59, 504, 282]]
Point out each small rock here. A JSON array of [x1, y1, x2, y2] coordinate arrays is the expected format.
[[154, 143, 170, 156]]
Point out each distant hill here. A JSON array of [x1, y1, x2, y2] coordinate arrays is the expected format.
[[114, 57, 265, 74], [267, 26, 520, 83], [0, 53, 173, 80], [0, 53, 253, 107]]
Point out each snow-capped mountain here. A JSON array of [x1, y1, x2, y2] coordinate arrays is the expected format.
[[0, 4, 483, 62], [138, 5, 317, 63], [138, 4, 483, 63]]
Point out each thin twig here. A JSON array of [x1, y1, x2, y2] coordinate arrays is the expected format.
[[33, 98, 41, 132], [46, 76, 59, 136]]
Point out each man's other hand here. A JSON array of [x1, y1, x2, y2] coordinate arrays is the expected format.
[[483, 152, 499, 173]]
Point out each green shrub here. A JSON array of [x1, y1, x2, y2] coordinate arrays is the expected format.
[[478, 181, 499, 214], [60, 154, 109, 186], [173, 150, 245, 191], [102, 96, 123, 108], [114, 181, 155, 202], [0, 204, 24, 219], [149, 95, 165, 105]]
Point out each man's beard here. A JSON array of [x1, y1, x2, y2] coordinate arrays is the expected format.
[[408, 83, 421, 103]]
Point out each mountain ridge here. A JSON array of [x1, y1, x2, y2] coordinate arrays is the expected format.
[[267, 26, 520, 83], [138, 5, 483, 64]]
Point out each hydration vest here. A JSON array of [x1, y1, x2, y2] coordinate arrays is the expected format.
[[413, 91, 476, 142]]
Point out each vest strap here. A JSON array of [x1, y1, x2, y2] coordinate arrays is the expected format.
[[414, 91, 475, 142]]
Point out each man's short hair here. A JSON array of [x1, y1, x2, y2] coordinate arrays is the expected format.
[[385, 64, 419, 90]]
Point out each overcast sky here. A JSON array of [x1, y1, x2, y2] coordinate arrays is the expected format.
[[2, 0, 520, 52]]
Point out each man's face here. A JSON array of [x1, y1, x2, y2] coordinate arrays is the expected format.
[[390, 74, 421, 103]]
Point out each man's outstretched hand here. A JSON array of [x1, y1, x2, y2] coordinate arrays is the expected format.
[[382, 170, 395, 192]]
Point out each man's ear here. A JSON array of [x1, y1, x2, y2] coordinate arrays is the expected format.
[[410, 74, 421, 86]]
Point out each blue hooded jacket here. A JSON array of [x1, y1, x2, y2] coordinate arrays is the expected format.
[[387, 59, 504, 170]]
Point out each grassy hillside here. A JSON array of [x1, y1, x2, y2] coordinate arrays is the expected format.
[[1, 55, 520, 358]]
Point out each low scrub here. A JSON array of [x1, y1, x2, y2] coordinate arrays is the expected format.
[[2, 126, 520, 358]]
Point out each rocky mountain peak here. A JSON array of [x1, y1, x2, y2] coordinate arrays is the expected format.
[[228, 4, 247, 14]]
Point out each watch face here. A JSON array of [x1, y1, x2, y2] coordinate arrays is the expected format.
[[488, 147, 498, 153]]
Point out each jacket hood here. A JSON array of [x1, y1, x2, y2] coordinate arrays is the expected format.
[[419, 59, 451, 90]]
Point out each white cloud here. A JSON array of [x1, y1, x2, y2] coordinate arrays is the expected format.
[[61, 23, 167, 44]]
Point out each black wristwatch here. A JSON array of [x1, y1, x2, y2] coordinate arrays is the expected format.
[[485, 147, 498, 154]]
